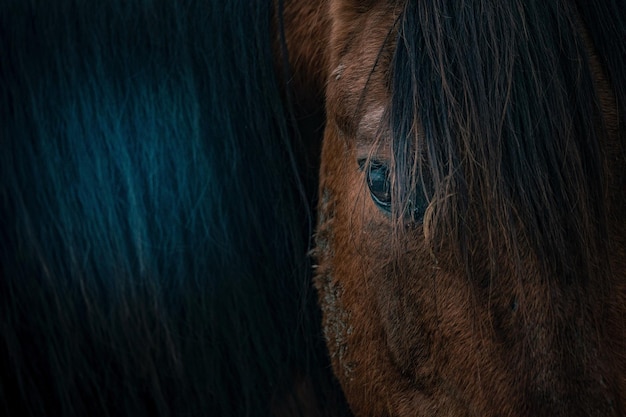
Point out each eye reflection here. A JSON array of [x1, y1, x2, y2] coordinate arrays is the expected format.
[[357, 158, 430, 222], [358, 159, 392, 213]]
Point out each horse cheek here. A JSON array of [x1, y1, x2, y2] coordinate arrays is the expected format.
[[314, 126, 389, 416]]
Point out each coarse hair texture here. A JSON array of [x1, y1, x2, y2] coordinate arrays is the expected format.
[[0, 0, 344, 416], [389, 0, 625, 283]]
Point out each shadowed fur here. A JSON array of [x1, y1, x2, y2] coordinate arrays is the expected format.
[[0, 0, 348, 416]]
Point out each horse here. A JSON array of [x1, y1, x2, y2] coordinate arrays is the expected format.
[[0, 1, 348, 416], [296, 0, 626, 415], [4, 0, 625, 415]]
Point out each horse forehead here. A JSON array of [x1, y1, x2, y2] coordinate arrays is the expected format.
[[326, 34, 393, 137], [329, 0, 398, 60], [357, 105, 388, 145], [326, 3, 397, 109]]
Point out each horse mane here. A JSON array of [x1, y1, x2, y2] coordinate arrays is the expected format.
[[0, 1, 341, 415], [576, 0, 626, 120], [389, 0, 625, 285]]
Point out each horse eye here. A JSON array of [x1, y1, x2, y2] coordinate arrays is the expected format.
[[359, 159, 392, 213], [358, 159, 430, 221]]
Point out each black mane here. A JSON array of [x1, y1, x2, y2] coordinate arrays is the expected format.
[[391, 0, 625, 282], [0, 1, 340, 415]]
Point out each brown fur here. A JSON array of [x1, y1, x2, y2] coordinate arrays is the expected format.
[[278, 0, 330, 113], [282, 0, 626, 415]]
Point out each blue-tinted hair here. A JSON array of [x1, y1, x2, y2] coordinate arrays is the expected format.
[[0, 0, 344, 415]]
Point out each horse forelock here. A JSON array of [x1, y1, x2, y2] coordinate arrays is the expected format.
[[390, 0, 616, 285]]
